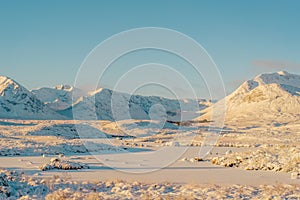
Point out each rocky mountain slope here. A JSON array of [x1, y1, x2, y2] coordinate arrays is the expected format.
[[0, 76, 65, 119], [60, 88, 207, 121], [32, 85, 83, 111]]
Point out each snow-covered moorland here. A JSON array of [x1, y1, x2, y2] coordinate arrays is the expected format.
[[0, 169, 299, 200]]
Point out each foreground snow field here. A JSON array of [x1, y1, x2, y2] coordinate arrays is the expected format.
[[1, 168, 299, 199], [0, 118, 299, 199]]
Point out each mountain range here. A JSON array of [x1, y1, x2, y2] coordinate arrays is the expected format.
[[0, 71, 299, 124], [0, 76, 209, 120]]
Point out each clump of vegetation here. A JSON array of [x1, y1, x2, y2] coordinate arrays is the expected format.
[[40, 158, 89, 171], [211, 146, 300, 178]]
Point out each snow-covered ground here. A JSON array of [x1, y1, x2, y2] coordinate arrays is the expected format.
[[0, 118, 299, 199], [1, 168, 299, 199]]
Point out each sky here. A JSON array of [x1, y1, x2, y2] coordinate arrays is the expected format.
[[1, 0, 300, 99]]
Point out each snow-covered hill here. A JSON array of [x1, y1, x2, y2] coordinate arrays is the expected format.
[[0, 76, 65, 119], [60, 88, 208, 121], [32, 85, 83, 111], [198, 71, 300, 125]]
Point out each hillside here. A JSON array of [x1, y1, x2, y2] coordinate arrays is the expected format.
[[198, 71, 300, 125], [32, 85, 83, 111], [0, 76, 65, 119], [60, 88, 207, 121]]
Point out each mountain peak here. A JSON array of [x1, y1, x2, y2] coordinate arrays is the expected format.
[[254, 71, 300, 89], [0, 76, 23, 96], [0, 75, 18, 86], [197, 71, 300, 124], [54, 84, 73, 91], [0, 75, 11, 80], [88, 87, 104, 96], [0, 76, 64, 119], [31, 85, 83, 111], [277, 70, 289, 76]]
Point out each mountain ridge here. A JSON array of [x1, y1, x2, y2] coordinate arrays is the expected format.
[[0, 76, 209, 120], [31, 85, 84, 111], [60, 87, 206, 121], [197, 71, 300, 125], [1, 71, 299, 122]]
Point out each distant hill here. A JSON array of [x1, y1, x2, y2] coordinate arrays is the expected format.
[[197, 71, 300, 125], [31, 85, 83, 111], [60, 88, 208, 121]]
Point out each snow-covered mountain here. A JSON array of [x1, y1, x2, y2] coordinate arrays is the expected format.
[[60, 88, 208, 121], [0, 75, 209, 121], [198, 71, 300, 125], [0, 76, 65, 119], [32, 85, 83, 111], [3, 71, 299, 123]]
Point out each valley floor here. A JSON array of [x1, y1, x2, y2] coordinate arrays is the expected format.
[[0, 119, 299, 199]]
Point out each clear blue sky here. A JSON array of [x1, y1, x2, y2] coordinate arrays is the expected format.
[[1, 1, 300, 98]]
